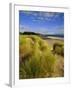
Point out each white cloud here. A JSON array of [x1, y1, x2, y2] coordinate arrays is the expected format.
[[20, 11, 61, 22], [19, 24, 31, 32]]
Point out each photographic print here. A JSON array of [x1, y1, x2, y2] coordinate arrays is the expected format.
[[9, 4, 70, 87], [19, 10, 64, 79]]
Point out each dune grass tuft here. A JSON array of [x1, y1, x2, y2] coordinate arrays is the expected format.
[[19, 35, 56, 79]]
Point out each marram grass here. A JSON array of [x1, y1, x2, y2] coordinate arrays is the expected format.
[[19, 35, 57, 79]]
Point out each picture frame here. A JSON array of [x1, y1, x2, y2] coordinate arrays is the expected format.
[[9, 3, 70, 87]]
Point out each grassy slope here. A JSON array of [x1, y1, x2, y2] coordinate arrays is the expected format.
[[45, 39, 64, 77], [19, 35, 64, 79]]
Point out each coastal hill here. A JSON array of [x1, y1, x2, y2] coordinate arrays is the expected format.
[[19, 31, 64, 38]]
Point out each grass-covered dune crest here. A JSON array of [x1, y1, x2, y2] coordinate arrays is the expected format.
[[19, 35, 56, 79]]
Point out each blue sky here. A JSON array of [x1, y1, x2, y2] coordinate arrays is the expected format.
[[19, 10, 64, 35]]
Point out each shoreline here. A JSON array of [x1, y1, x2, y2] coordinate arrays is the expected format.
[[43, 36, 64, 41]]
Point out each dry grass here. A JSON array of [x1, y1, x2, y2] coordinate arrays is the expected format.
[[53, 55, 64, 77], [45, 38, 64, 77], [19, 35, 64, 79]]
